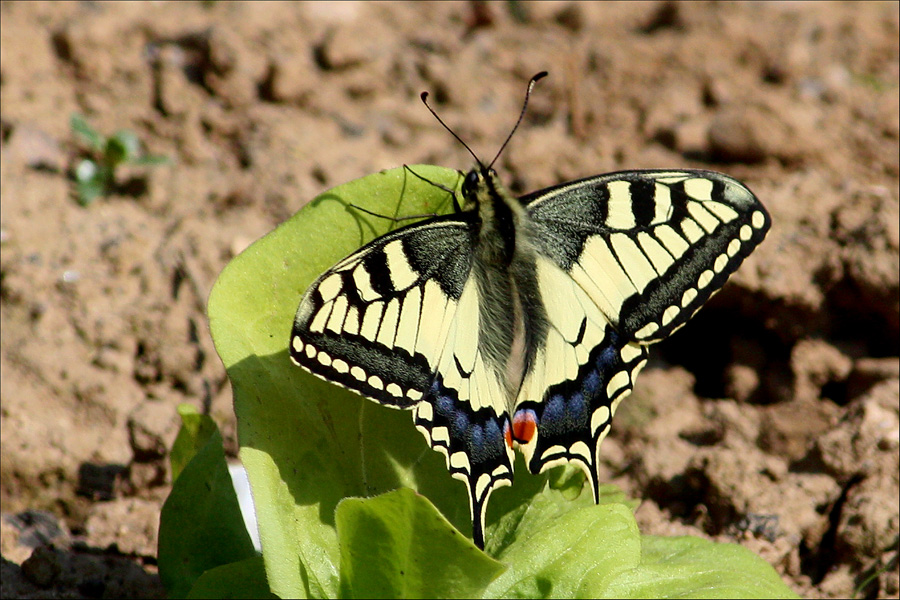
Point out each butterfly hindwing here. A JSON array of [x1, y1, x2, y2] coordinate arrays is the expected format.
[[524, 169, 771, 343], [513, 256, 648, 499], [414, 276, 515, 548]]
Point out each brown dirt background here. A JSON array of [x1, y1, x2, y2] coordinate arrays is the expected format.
[[1, 2, 898, 598]]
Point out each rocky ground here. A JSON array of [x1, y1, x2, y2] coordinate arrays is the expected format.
[[1, 2, 898, 598]]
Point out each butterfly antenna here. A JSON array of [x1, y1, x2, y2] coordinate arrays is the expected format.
[[421, 91, 483, 167], [488, 71, 548, 169]]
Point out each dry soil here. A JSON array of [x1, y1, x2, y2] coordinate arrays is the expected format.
[[1, 2, 898, 598]]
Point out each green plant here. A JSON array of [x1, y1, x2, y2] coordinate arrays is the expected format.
[[69, 114, 169, 206], [158, 165, 798, 598]]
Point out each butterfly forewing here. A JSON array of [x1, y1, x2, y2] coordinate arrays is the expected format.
[[290, 217, 475, 407], [524, 169, 770, 344]]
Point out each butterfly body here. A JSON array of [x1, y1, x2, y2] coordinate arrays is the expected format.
[[291, 164, 769, 548]]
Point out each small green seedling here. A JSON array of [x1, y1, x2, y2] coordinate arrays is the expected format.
[[70, 114, 169, 206]]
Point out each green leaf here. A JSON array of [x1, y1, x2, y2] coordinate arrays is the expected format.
[[547, 464, 588, 500], [74, 174, 105, 207], [186, 556, 275, 600], [336, 488, 505, 599], [170, 403, 220, 482], [158, 421, 257, 598], [114, 129, 142, 157], [209, 165, 478, 598], [484, 487, 797, 599], [484, 491, 642, 598], [73, 159, 113, 205], [104, 132, 133, 167], [70, 114, 104, 151], [600, 535, 800, 599]]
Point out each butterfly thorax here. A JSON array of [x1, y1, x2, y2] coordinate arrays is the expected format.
[[465, 167, 549, 404]]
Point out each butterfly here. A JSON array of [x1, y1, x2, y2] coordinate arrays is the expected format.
[[289, 72, 770, 549]]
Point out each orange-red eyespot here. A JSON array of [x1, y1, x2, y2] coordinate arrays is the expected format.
[[504, 420, 514, 449], [511, 409, 537, 444]]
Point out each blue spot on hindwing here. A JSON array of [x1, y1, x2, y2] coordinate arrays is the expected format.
[[567, 392, 587, 425], [485, 418, 502, 445], [426, 372, 505, 462], [471, 423, 483, 449], [453, 411, 469, 435], [544, 394, 565, 425], [598, 343, 617, 369], [582, 369, 602, 395]]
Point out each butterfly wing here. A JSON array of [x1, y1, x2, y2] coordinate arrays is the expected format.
[[524, 169, 770, 342], [291, 215, 474, 407], [413, 274, 516, 548], [290, 212, 515, 547], [515, 169, 770, 496], [513, 256, 648, 499]]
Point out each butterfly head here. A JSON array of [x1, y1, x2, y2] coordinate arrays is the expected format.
[[460, 165, 513, 212], [462, 167, 489, 201]]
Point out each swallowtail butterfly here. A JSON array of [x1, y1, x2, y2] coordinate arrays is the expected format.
[[290, 73, 770, 548]]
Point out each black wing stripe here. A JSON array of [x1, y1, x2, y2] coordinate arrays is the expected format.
[[292, 329, 431, 407], [363, 249, 394, 298], [628, 178, 656, 227]]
